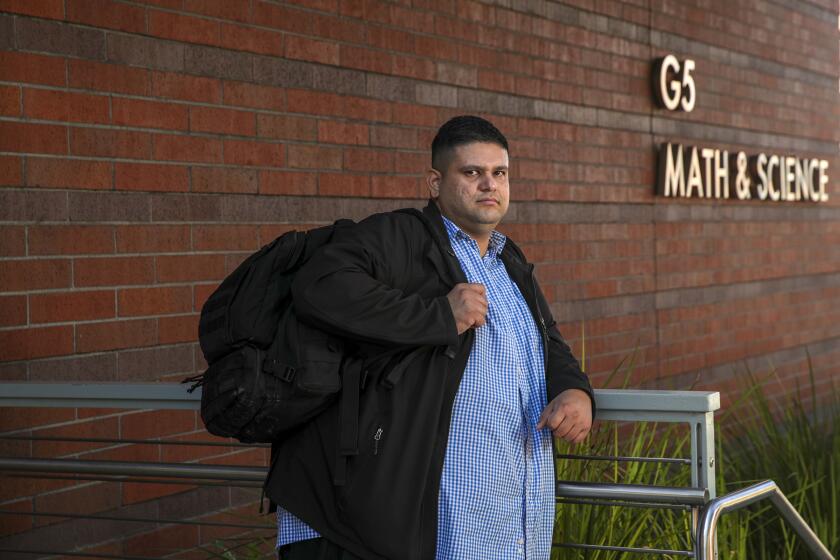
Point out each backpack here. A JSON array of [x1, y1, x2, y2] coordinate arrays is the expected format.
[[186, 219, 354, 443]]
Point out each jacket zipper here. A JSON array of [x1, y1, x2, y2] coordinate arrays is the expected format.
[[373, 426, 383, 455]]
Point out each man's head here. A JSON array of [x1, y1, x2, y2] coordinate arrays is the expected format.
[[428, 116, 510, 241]]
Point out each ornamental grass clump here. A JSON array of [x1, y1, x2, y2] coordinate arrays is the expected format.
[[718, 358, 839, 559], [552, 351, 838, 559]]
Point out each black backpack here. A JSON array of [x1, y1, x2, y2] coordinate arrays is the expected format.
[[186, 219, 354, 443]]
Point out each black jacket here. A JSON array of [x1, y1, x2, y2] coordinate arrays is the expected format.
[[264, 200, 594, 560]]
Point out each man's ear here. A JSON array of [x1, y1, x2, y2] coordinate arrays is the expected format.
[[426, 168, 441, 198]]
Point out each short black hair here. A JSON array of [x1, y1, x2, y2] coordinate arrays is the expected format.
[[431, 115, 509, 170]]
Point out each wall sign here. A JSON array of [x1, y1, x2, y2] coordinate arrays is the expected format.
[[652, 55, 829, 202], [653, 55, 695, 112]]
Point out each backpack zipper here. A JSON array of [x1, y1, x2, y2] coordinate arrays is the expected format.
[[373, 426, 383, 455]]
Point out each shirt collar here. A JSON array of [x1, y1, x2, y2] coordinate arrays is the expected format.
[[441, 215, 507, 259]]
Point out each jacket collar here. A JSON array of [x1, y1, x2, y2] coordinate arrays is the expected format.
[[422, 199, 530, 277]]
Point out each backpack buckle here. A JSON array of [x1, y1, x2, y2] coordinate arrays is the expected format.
[[279, 366, 296, 383]]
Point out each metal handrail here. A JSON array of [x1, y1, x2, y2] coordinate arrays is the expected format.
[[556, 481, 708, 506], [0, 457, 265, 483], [695, 480, 835, 560], [0, 382, 722, 557]]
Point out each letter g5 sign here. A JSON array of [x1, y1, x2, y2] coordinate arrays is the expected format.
[[654, 55, 696, 112]]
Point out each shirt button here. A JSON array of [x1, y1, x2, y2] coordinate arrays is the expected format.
[[516, 538, 524, 545]]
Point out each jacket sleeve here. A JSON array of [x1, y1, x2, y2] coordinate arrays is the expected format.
[[291, 213, 460, 348], [535, 277, 597, 419]]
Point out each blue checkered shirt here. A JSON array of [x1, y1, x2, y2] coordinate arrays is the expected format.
[[278, 217, 555, 558]]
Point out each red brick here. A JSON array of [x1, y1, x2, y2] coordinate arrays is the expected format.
[[223, 139, 283, 167], [0, 295, 26, 327], [68, 59, 149, 95], [371, 175, 423, 198], [286, 88, 342, 116], [66, 0, 146, 33], [318, 172, 370, 196], [194, 283, 218, 310], [391, 54, 436, 80], [118, 286, 192, 317], [148, 10, 220, 45], [74, 256, 155, 287], [30, 290, 116, 323], [158, 313, 198, 344], [259, 170, 318, 195], [257, 114, 317, 141], [0, 406, 76, 432], [191, 166, 258, 194], [0, 259, 72, 291], [159, 431, 228, 462], [122, 481, 195, 506], [29, 225, 114, 255], [0, 85, 20, 116], [116, 225, 190, 253], [156, 255, 226, 283], [35, 482, 121, 525], [0, 51, 65, 87], [153, 134, 222, 163], [0, 155, 23, 185], [370, 125, 419, 149], [0, 499, 32, 538], [219, 22, 284, 56], [26, 157, 112, 190], [392, 103, 441, 127], [183, 0, 251, 22], [223, 81, 285, 111], [124, 522, 199, 554], [296, 0, 340, 13], [151, 71, 222, 104], [0, 326, 74, 361], [285, 35, 339, 65], [0, 122, 68, 155], [343, 96, 392, 122], [76, 318, 157, 353], [340, 44, 393, 73], [32, 417, 119, 457], [318, 121, 369, 145], [120, 409, 196, 439], [0, 226, 25, 256], [394, 151, 427, 175], [70, 128, 152, 159], [343, 147, 394, 172], [0, 0, 63, 19], [287, 144, 342, 169], [193, 225, 259, 251], [190, 106, 255, 136], [0, 473, 72, 504], [115, 162, 189, 192], [23, 89, 109, 125], [367, 24, 416, 52], [112, 98, 189, 131], [252, 1, 311, 33]]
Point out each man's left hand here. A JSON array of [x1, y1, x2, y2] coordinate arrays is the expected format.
[[536, 388, 592, 444]]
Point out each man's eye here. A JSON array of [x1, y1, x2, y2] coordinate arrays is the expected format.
[[465, 170, 478, 177]]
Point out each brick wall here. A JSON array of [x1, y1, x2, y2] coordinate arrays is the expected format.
[[1, 0, 838, 553]]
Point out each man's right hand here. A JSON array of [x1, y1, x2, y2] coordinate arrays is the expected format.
[[446, 283, 488, 334]]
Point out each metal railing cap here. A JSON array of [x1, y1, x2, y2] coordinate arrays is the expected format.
[[594, 389, 720, 414]]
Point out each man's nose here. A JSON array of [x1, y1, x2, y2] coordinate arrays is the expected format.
[[478, 172, 495, 190]]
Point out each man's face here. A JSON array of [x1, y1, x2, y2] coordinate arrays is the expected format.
[[428, 142, 510, 238]]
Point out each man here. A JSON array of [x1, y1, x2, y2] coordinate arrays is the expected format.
[[265, 116, 594, 560]]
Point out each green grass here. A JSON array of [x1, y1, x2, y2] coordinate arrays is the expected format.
[[551, 351, 839, 559]]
